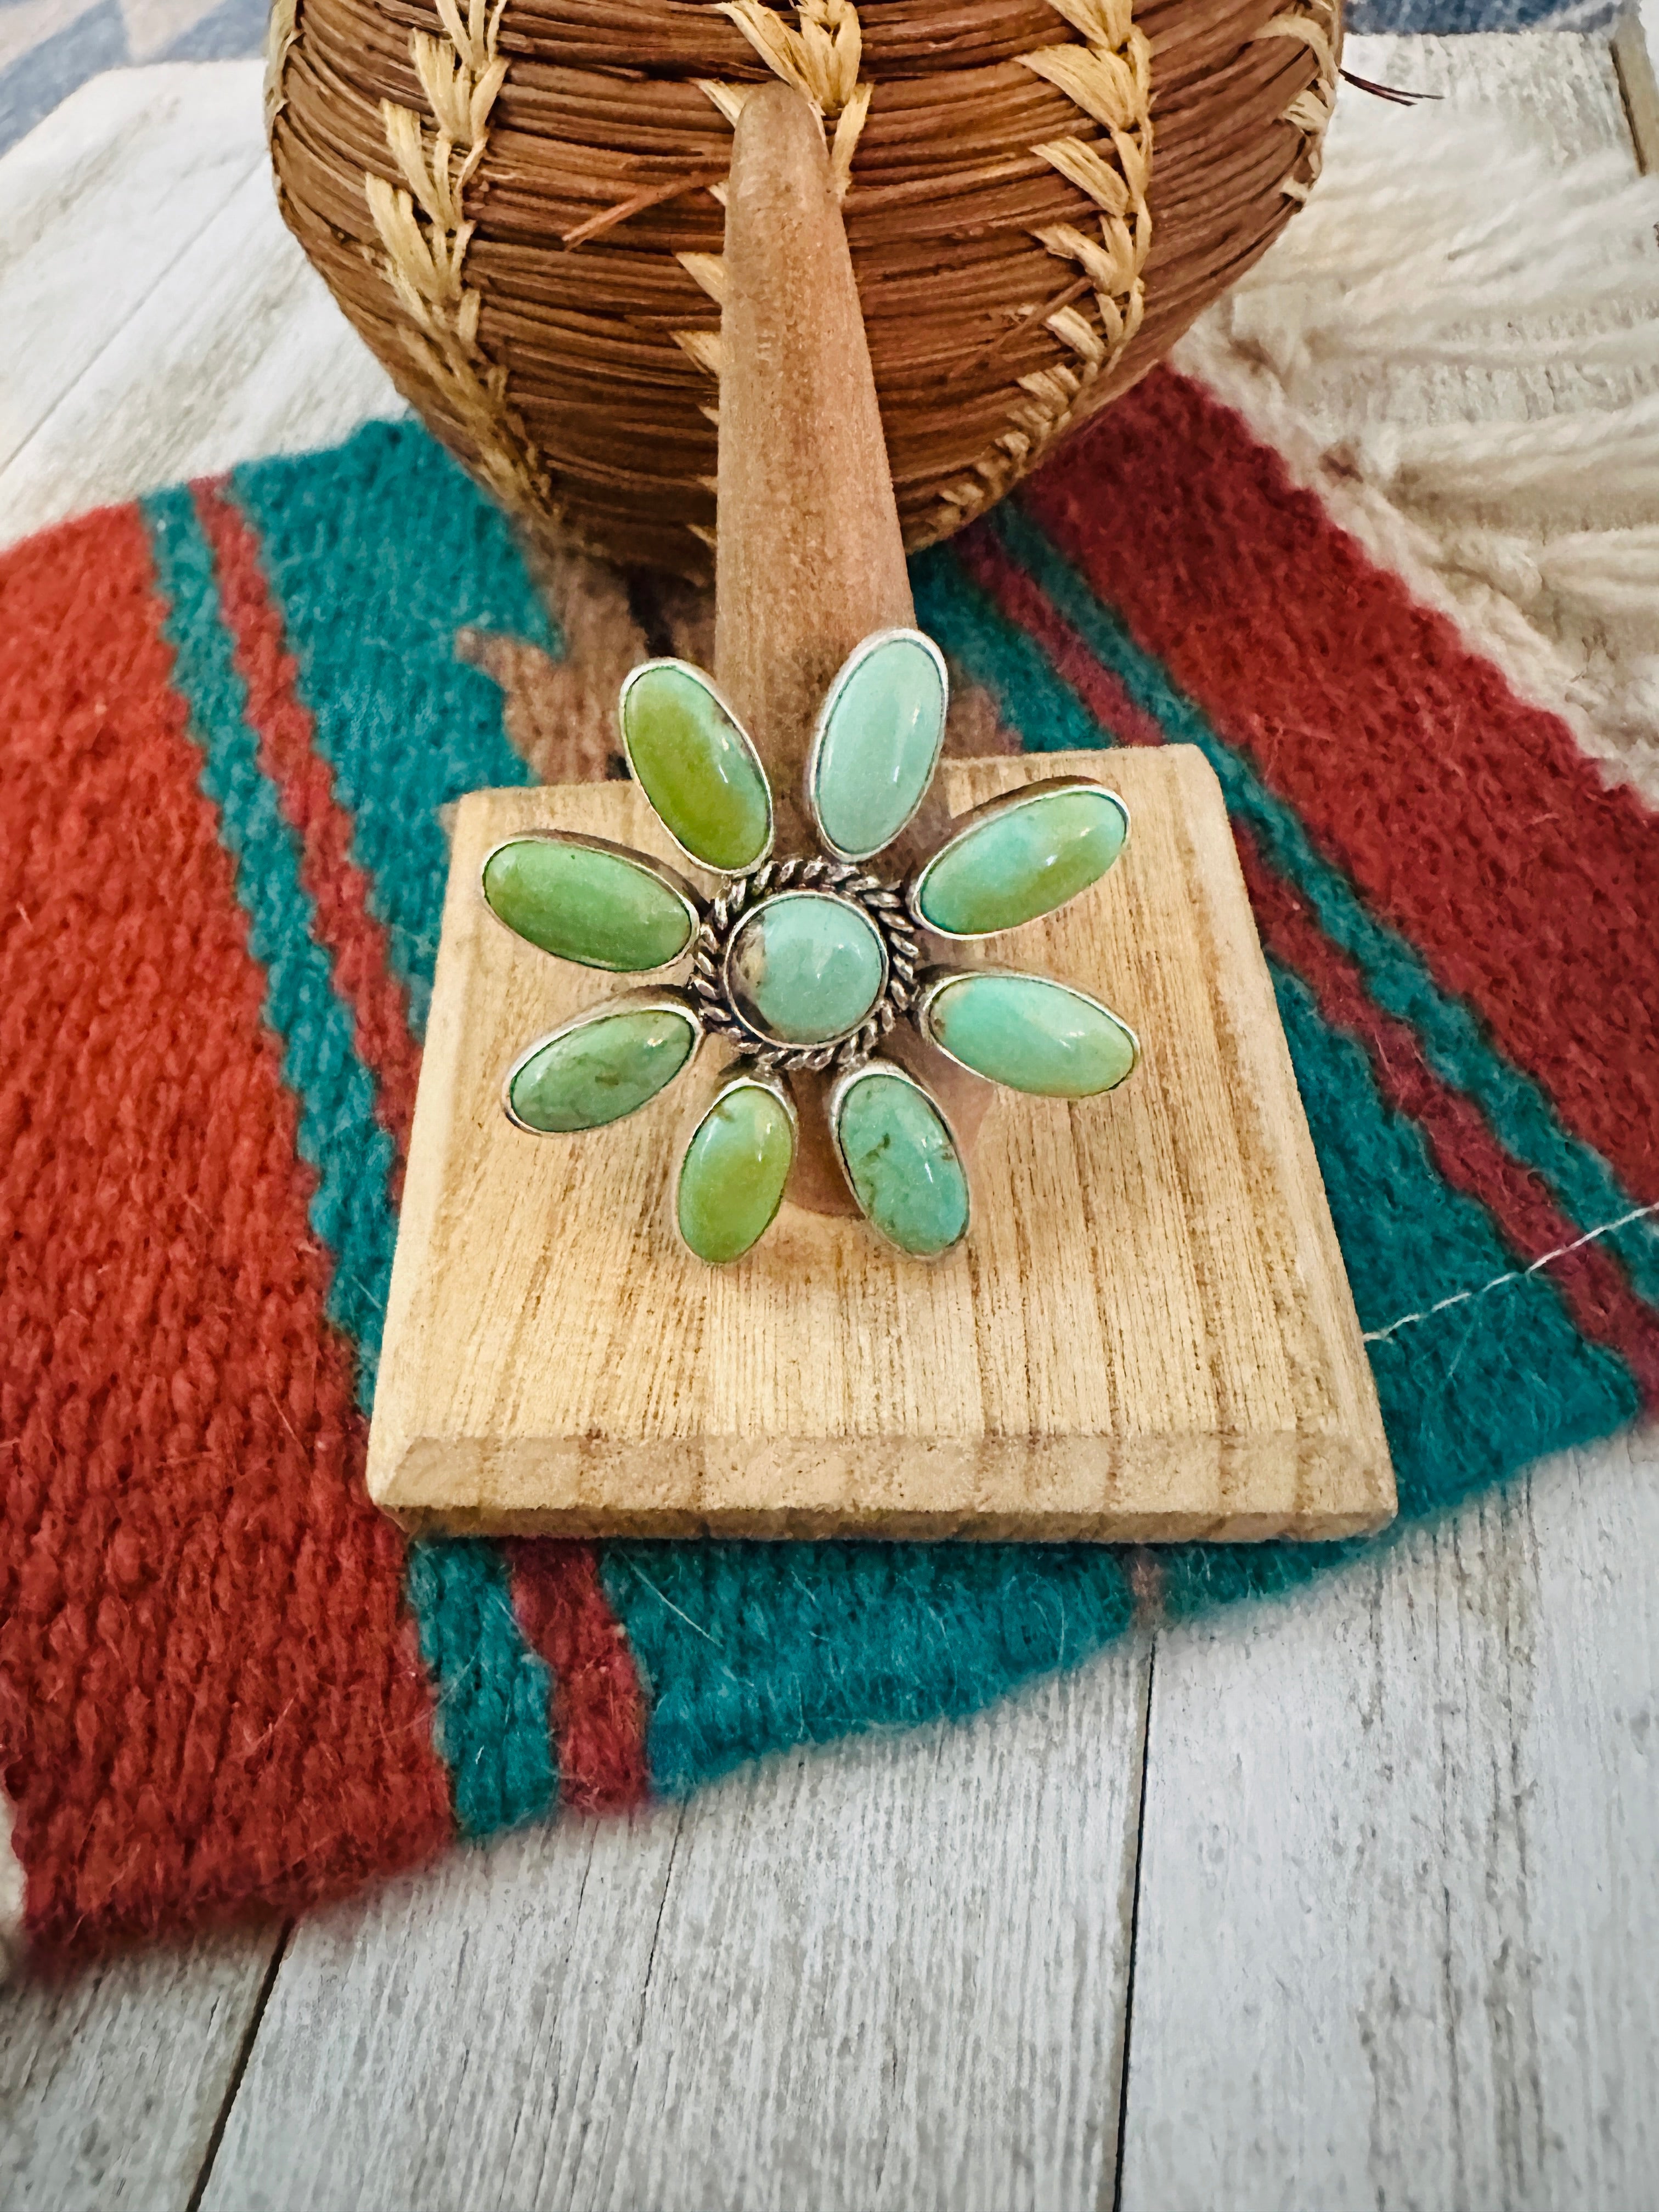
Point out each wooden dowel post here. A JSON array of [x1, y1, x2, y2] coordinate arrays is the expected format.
[[716, 83, 988, 1214]]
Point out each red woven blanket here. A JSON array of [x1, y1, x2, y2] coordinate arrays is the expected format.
[[3, 369, 1656, 1967]]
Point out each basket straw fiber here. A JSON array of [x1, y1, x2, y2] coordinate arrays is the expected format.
[[267, 0, 1340, 575]]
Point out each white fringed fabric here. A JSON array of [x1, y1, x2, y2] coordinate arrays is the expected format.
[[1178, 89, 1659, 802]]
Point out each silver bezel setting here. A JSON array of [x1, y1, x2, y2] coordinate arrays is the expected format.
[[617, 656, 775, 876], [501, 985, 704, 1135], [912, 963, 1143, 1093], [479, 827, 706, 973], [825, 1056, 972, 1261], [689, 856, 921, 1074], [804, 626, 950, 864], [904, 775, 1131, 940], [673, 1065, 799, 1265]]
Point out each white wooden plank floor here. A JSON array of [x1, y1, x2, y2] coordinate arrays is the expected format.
[[1125, 1431, 1659, 2212], [0, 63, 404, 549], [3, 39, 1657, 2212], [199, 1655, 1149, 2212]]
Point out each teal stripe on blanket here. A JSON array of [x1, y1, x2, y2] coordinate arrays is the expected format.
[[142, 484, 400, 1372], [918, 510, 1659, 1314], [407, 1541, 557, 1836], [230, 423, 552, 1037]]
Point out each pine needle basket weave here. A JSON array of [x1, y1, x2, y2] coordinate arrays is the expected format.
[[266, 0, 1339, 577]]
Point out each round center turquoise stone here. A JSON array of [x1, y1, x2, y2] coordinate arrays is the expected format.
[[725, 891, 886, 1046]]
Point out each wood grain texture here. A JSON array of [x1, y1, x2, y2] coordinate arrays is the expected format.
[[0, 64, 266, 488], [1120, 1427, 1659, 2212], [0, 62, 401, 550], [0, 1927, 283, 2211], [199, 1646, 1151, 2212], [369, 751, 1391, 1541]]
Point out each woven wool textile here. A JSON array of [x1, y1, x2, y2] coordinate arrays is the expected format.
[[3, 373, 1657, 1962]]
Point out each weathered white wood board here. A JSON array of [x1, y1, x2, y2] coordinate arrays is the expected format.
[[1121, 1429, 1659, 2212], [0, 1926, 284, 2210], [0, 61, 403, 551], [199, 1652, 1150, 2212], [0, 65, 266, 486], [3, 30, 1658, 2212]]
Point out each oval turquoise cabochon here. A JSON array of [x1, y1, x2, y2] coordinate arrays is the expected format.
[[922, 971, 1138, 1097], [913, 781, 1127, 938], [509, 1002, 698, 1132], [483, 837, 694, 971], [809, 630, 947, 862], [620, 661, 771, 873], [833, 1066, 969, 1257], [677, 1081, 795, 1264]]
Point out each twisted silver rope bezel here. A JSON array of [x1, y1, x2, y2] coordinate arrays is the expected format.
[[689, 855, 922, 1074]]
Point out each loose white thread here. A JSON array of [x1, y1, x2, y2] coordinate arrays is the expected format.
[[1363, 1201, 1659, 1346]]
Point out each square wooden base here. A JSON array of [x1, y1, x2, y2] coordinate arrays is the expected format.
[[367, 749, 1393, 1541]]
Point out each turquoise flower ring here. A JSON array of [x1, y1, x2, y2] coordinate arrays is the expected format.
[[493, 621, 1139, 1263]]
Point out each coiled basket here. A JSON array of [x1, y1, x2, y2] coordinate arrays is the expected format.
[[266, 0, 1339, 578]]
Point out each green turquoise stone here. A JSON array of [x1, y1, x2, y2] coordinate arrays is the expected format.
[[509, 1003, 697, 1131], [726, 891, 885, 1046], [482, 838, 692, 971], [811, 632, 946, 860], [677, 1082, 795, 1263], [834, 1068, 969, 1257], [924, 971, 1137, 1097], [915, 783, 1128, 936], [621, 663, 771, 872]]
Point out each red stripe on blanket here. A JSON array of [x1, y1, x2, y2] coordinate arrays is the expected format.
[[960, 499, 1659, 1400], [0, 505, 451, 1958], [1238, 828, 1659, 1407], [954, 528, 1165, 749], [193, 479, 421, 1165], [509, 1543, 650, 1814], [1024, 368, 1659, 1207]]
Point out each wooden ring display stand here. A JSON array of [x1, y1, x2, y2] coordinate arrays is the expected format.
[[367, 86, 1392, 1543]]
